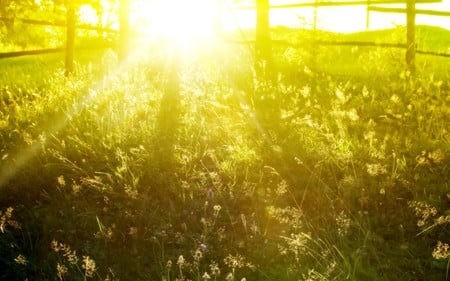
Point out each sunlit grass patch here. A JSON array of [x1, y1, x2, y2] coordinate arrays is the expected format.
[[0, 26, 449, 280]]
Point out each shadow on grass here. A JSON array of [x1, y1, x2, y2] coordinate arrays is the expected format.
[[154, 49, 182, 177]]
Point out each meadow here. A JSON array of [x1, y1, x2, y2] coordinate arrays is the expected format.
[[0, 26, 449, 280]]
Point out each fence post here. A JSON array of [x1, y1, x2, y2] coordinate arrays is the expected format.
[[406, 0, 416, 73], [65, 1, 75, 75], [255, 0, 272, 77], [119, 0, 130, 61]]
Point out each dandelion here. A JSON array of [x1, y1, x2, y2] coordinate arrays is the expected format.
[[432, 241, 450, 260]]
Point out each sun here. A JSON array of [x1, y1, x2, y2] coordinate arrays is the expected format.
[[133, 0, 221, 44]]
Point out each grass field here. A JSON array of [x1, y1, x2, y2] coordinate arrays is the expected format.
[[0, 26, 449, 281]]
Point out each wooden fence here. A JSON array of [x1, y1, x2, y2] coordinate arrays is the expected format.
[[230, 0, 450, 73], [1, 0, 449, 75], [0, 4, 121, 75]]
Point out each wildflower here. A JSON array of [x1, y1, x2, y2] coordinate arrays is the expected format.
[[56, 263, 68, 281], [366, 163, 387, 176], [267, 206, 303, 229], [346, 108, 359, 121], [166, 260, 172, 269], [72, 182, 81, 195], [433, 241, 450, 260], [51, 240, 60, 252], [193, 248, 203, 262], [51, 240, 78, 264], [336, 211, 351, 237], [224, 254, 245, 269], [0, 207, 20, 233], [181, 181, 190, 190], [128, 227, 138, 237], [207, 188, 214, 197], [213, 205, 222, 212], [226, 272, 234, 281], [82, 256, 97, 278], [435, 215, 450, 225], [408, 201, 437, 227], [202, 272, 211, 280], [429, 149, 445, 164], [210, 261, 220, 276], [57, 175, 66, 187], [14, 254, 27, 265], [177, 255, 185, 267], [275, 180, 288, 196], [199, 243, 207, 251]]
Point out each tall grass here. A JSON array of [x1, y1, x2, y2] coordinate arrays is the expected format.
[[0, 27, 449, 280]]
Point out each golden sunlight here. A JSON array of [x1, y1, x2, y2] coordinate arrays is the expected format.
[[134, 0, 220, 43], [78, 4, 99, 25]]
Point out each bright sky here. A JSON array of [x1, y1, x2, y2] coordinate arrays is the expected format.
[[224, 0, 450, 32], [80, 0, 450, 39]]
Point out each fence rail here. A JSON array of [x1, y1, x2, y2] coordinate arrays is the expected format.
[[0, 7, 120, 74], [0, 17, 118, 32], [233, 0, 440, 9], [0, 45, 115, 60], [229, 0, 449, 72], [367, 6, 450, 16], [0, 1, 449, 74], [0, 48, 65, 59]]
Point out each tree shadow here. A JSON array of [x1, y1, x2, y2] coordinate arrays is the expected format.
[[154, 47, 182, 176]]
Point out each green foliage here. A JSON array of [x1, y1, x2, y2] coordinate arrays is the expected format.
[[0, 27, 449, 280]]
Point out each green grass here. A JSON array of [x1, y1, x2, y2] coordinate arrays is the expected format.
[[0, 26, 449, 281]]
